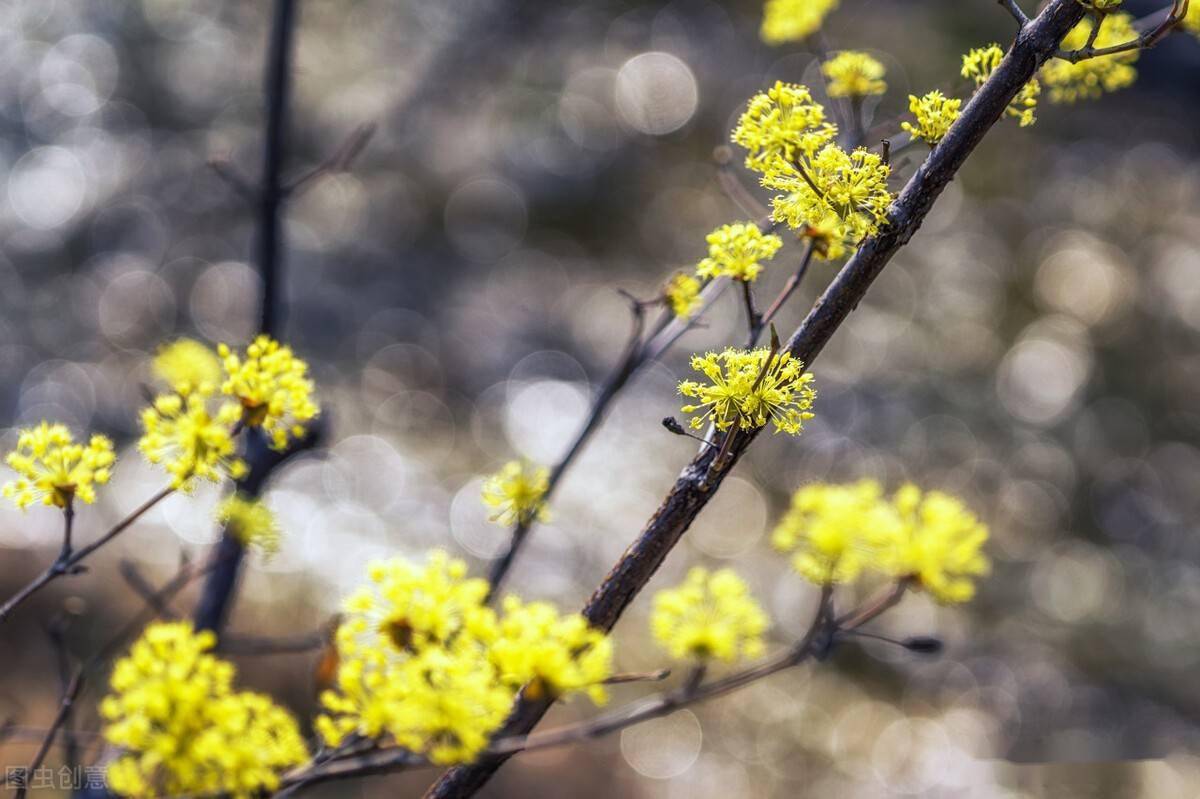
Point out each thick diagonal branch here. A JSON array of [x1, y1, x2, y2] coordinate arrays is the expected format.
[[423, 2, 1085, 796]]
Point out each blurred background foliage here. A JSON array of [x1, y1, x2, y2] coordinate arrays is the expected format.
[[1, 0, 1200, 796]]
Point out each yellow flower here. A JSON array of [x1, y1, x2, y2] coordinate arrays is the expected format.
[[1185, 1, 1200, 36], [771, 479, 892, 585], [821, 51, 887, 98], [764, 144, 892, 260], [2, 423, 115, 510], [317, 553, 612, 765], [319, 640, 512, 766], [99, 622, 308, 799], [732, 81, 838, 176], [491, 597, 612, 704], [219, 335, 319, 450], [216, 493, 281, 556], [761, 0, 840, 45], [664, 271, 703, 319], [138, 393, 247, 490], [1040, 13, 1139, 103], [901, 90, 962, 145], [152, 338, 222, 396], [481, 460, 550, 527], [695, 223, 783, 283], [876, 484, 990, 604], [651, 567, 767, 663], [341, 552, 492, 652], [679, 347, 817, 436], [962, 44, 1040, 126]]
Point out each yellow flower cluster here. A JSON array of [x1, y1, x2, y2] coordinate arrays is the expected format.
[[771, 480, 991, 603], [492, 597, 612, 703], [1041, 13, 1139, 103], [219, 335, 319, 450], [696, 223, 783, 283], [316, 552, 613, 764], [732, 81, 838, 175], [732, 82, 892, 262], [901, 90, 962, 145], [216, 493, 281, 556], [139, 392, 247, 490], [481, 460, 550, 526], [679, 347, 817, 436], [651, 567, 767, 662], [3, 423, 115, 510], [962, 45, 1040, 127], [761, 0, 839, 45], [99, 622, 307, 798], [153, 338, 223, 396], [821, 51, 887, 99], [664, 271, 703, 319]]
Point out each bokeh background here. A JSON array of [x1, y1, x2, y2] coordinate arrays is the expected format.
[[2, 0, 1200, 796]]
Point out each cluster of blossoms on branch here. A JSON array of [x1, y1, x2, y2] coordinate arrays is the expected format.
[[772, 480, 990, 603]]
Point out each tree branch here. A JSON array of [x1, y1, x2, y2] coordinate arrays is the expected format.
[[422, 2, 1087, 796], [997, 0, 1030, 28]]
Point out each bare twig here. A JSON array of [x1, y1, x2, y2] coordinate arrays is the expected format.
[[997, 0, 1030, 28], [12, 670, 84, 799], [285, 122, 377, 196], [1055, 0, 1188, 62], [0, 487, 174, 625], [208, 157, 257, 202], [423, 3, 1088, 796], [752, 240, 817, 346]]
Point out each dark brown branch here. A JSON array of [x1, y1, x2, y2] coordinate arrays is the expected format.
[[192, 0, 304, 637], [423, 3, 1087, 796], [286, 122, 377, 196]]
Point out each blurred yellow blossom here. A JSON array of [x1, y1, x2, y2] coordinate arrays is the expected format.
[[481, 460, 550, 526], [152, 338, 222, 396], [1185, 1, 1200, 36], [877, 484, 990, 603], [99, 621, 307, 798], [138, 393, 246, 489], [1041, 13, 1139, 103], [651, 567, 767, 662], [219, 335, 319, 450], [491, 597, 612, 703], [771, 479, 891, 585], [695, 223, 783, 283], [962, 44, 1040, 126], [822, 51, 887, 98], [664, 271, 703, 319], [3, 423, 114, 510], [901, 90, 962, 145], [761, 0, 839, 45], [679, 347, 816, 436], [216, 493, 281, 556]]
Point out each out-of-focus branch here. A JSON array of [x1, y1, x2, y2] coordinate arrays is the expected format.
[[286, 122, 377, 196], [1055, 0, 1189, 62], [0, 488, 174, 625], [192, 0, 301, 637], [12, 670, 84, 799], [423, 3, 1087, 796]]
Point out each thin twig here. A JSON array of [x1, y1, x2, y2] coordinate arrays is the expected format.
[[12, 670, 84, 799], [0, 487, 174, 625], [423, 3, 1088, 796], [997, 0, 1030, 28], [285, 122, 377, 196], [1055, 0, 1188, 62]]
